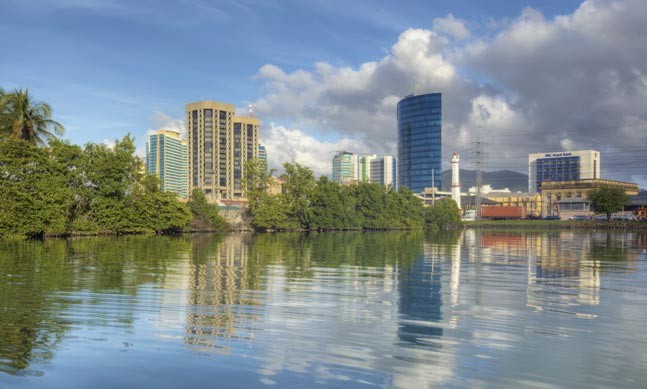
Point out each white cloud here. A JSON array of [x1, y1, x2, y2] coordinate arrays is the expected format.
[[254, 27, 468, 175], [433, 14, 471, 40], [261, 123, 369, 177], [102, 138, 116, 149], [152, 111, 185, 138], [560, 138, 575, 151], [253, 0, 647, 184]]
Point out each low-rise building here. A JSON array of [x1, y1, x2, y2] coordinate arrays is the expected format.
[[540, 179, 639, 218], [484, 193, 543, 218]]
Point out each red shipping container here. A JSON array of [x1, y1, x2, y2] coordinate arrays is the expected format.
[[480, 206, 524, 219]]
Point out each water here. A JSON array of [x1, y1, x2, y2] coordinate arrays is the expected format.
[[0, 231, 646, 388]]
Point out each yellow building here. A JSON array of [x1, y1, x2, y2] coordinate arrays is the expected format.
[[186, 101, 259, 200], [484, 193, 543, 218], [540, 179, 639, 217], [267, 176, 284, 196]]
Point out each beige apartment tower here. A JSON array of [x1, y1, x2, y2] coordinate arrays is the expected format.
[[186, 101, 259, 200]]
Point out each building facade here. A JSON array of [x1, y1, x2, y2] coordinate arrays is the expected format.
[[356, 154, 377, 182], [186, 101, 259, 200], [333, 151, 396, 186], [258, 144, 267, 173], [146, 129, 188, 198], [528, 150, 600, 193], [332, 151, 354, 184], [369, 155, 396, 187], [397, 93, 442, 193], [540, 179, 639, 218], [483, 193, 543, 218]]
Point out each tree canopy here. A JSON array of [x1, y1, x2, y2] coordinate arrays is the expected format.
[[589, 185, 630, 221], [244, 161, 461, 231], [0, 88, 64, 146], [0, 136, 196, 239]]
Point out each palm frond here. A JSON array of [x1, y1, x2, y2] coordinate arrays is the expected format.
[[0, 88, 65, 145]]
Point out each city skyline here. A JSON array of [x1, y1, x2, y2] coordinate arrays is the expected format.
[[1, 0, 646, 188]]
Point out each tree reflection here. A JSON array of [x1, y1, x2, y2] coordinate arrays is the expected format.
[[0, 236, 191, 375]]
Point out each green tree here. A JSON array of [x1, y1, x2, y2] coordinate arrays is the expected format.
[[249, 193, 293, 231], [589, 186, 629, 221], [243, 159, 293, 231], [0, 89, 64, 146], [310, 176, 360, 230], [354, 182, 387, 228], [425, 199, 462, 229], [0, 138, 75, 238], [281, 162, 316, 228], [188, 189, 226, 231], [74, 136, 143, 233]]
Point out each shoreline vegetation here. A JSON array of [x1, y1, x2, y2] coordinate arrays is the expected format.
[[243, 159, 462, 232], [0, 136, 226, 240], [2, 88, 644, 240]]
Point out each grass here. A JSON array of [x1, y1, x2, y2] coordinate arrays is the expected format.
[[463, 219, 647, 230]]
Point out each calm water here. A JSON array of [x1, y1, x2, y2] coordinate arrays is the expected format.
[[1, 231, 646, 388]]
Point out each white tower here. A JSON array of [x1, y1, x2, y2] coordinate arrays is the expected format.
[[451, 152, 461, 209]]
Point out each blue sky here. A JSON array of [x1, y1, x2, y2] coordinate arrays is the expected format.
[[1, 0, 579, 142], [2, 0, 646, 187]]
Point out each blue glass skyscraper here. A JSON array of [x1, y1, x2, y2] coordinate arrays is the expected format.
[[397, 93, 442, 193]]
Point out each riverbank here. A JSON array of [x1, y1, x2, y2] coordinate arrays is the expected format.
[[464, 219, 647, 230]]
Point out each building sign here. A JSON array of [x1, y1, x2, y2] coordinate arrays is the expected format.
[[544, 152, 572, 158]]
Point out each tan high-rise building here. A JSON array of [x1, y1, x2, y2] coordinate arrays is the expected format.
[[186, 101, 259, 200]]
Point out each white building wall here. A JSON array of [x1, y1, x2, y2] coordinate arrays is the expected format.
[[528, 149, 600, 192]]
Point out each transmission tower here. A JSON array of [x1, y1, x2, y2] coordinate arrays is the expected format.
[[474, 141, 485, 222]]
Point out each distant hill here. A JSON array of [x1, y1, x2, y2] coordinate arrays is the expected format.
[[440, 169, 529, 192]]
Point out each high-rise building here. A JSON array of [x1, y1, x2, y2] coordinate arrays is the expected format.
[[186, 101, 259, 200], [258, 144, 267, 173], [528, 150, 600, 193], [397, 92, 442, 193], [333, 151, 396, 187], [146, 129, 188, 198], [356, 154, 377, 182], [332, 151, 354, 184], [370, 155, 396, 187]]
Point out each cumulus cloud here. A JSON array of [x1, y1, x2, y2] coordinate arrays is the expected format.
[[152, 110, 185, 138], [433, 14, 471, 40], [253, 27, 509, 176], [261, 123, 370, 176], [252, 0, 647, 187]]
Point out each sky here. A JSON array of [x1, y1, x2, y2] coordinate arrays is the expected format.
[[1, 0, 646, 188]]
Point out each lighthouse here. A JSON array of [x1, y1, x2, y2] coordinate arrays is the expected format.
[[451, 152, 461, 209]]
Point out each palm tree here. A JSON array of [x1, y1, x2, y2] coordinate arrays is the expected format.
[[0, 88, 65, 145]]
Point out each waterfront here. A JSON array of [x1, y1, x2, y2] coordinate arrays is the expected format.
[[1, 231, 646, 388]]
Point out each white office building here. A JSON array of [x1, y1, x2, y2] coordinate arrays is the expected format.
[[528, 150, 600, 193], [370, 155, 396, 187]]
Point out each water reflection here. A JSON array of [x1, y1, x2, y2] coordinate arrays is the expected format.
[[0, 230, 646, 388]]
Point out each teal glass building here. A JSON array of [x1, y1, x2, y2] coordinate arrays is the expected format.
[[146, 130, 188, 198], [397, 93, 441, 193]]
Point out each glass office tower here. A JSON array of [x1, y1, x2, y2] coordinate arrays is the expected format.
[[397, 93, 442, 193], [146, 129, 188, 198]]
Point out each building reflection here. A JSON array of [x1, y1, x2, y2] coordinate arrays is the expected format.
[[397, 242, 443, 345], [462, 230, 640, 312], [183, 233, 261, 354]]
